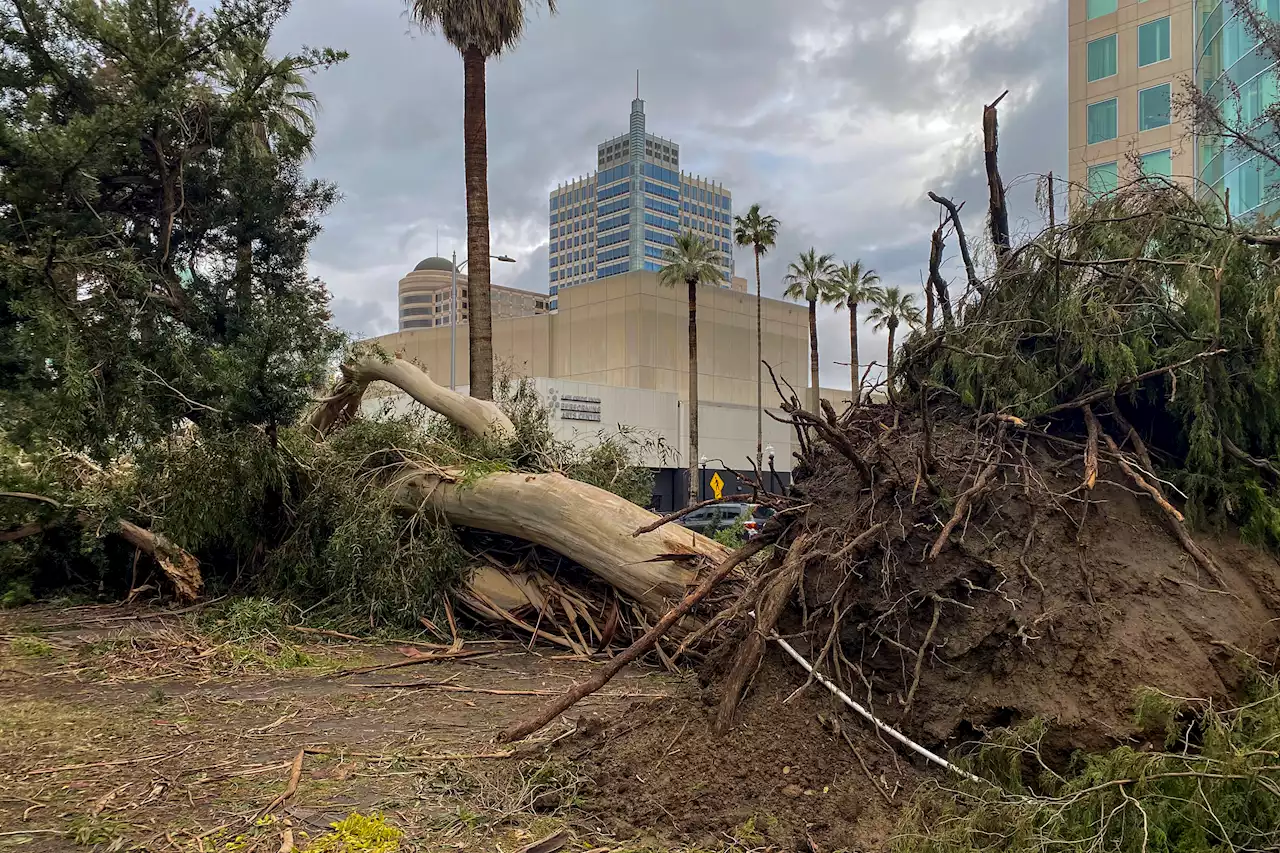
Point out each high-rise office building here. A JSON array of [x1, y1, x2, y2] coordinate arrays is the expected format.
[[547, 83, 736, 311], [1070, 0, 1280, 217]]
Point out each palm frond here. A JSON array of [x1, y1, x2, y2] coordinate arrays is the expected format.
[[659, 232, 723, 287], [405, 0, 557, 57], [783, 248, 839, 303], [733, 203, 779, 255]]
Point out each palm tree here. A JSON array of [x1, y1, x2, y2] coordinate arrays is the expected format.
[[866, 285, 923, 380], [405, 0, 557, 401], [215, 40, 339, 313], [216, 38, 323, 159], [783, 249, 838, 413], [733, 204, 780, 474], [659, 232, 723, 507], [825, 261, 881, 405]]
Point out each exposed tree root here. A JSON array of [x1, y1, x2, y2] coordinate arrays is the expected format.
[[714, 533, 812, 735], [498, 535, 775, 743]]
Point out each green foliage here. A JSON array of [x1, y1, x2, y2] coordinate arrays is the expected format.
[[44, 373, 662, 627], [0, 0, 346, 459], [712, 517, 748, 549], [906, 186, 1280, 546], [8, 636, 54, 657], [894, 672, 1280, 853], [659, 232, 725, 289], [784, 248, 840, 304], [304, 811, 402, 853]]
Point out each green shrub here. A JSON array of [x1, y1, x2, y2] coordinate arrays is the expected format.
[[894, 671, 1280, 853]]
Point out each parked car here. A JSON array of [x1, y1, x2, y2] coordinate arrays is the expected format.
[[680, 503, 774, 538]]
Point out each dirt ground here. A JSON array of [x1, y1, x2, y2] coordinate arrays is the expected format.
[[0, 603, 922, 853]]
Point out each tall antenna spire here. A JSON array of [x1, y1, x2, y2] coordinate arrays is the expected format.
[[635, 69, 639, 99]]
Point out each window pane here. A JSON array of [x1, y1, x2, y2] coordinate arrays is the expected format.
[[1087, 98, 1118, 143], [1088, 162, 1118, 196], [1087, 0, 1117, 18], [1139, 83, 1171, 130], [1088, 35, 1117, 81], [1138, 17, 1171, 66], [1141, 149, 1172, 177]]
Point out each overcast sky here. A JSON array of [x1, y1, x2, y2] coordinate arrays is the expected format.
[[274, 0, 1068, 389]]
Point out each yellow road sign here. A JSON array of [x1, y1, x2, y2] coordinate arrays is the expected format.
[[709, 472, 724, 500]]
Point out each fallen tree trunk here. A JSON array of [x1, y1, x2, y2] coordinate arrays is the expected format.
[[396, 467, 728, 618], [114, 519, 203, 603], [1, 491, 202, 603]]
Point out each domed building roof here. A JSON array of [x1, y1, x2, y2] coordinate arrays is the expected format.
[[413, 256, 455, 272]]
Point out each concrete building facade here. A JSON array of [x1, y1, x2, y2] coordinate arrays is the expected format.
[[370, 270, 836, 510], [377, 269, 809, 408], [547, 85, 739, 311], [398, 257, 550, 331], [1070, 0, 1280, 216], [1069, 0, 1193, 200]]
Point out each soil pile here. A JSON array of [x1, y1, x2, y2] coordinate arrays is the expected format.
[[571, 404, 1280, 850], [789, 406, 1280, 759], [568, 663, 924, 852]]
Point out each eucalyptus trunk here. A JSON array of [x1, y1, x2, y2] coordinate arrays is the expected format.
[[687, 277, 700, 507], [807, 298, 820, 413], [849, 300, 860, 404], [462, 45, 494, 401], [754, 248, 763, 473]]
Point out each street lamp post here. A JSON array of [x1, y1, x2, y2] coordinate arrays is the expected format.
[[699, 455, 708, 502], [449, 252, 516, 391], [765, 445, 776, 493]]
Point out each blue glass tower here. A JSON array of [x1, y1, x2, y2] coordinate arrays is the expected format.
[[1197, 0, 1280, 216], [548, 81, 735, 310]]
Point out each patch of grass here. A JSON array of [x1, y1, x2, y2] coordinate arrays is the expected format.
[[67, 813, 128, 848], [202, 597, 288, 642], [8, 635, 53, 657]]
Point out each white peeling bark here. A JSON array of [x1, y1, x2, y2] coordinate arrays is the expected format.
[[344, 357, 515, 442], [397, 468, 728, 617]]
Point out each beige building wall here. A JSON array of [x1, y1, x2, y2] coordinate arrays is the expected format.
[[371, 270, 810, 409], [1068, 0, 1194, 202]]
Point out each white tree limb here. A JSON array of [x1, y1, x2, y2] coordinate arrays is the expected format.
[[345, 356, 515, 442], [396, 467, 728, 617]]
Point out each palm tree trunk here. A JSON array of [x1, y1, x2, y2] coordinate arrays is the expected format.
[[807, 299, 820, 413], [886, 323, 897, 376], [754, 248, 763, 473], [850, 301, 860, 404], [886, 322, 897, 406], [462, 46, 494, 401], [687, 277, 700, 508]]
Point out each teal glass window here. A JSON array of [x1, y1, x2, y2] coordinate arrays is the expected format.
[[1138, 17, 1171, 66], [1088, 162, 1119, 196], [1087, 98, 1118, 143], [1087, 0, 1117, 19], [1141, 149, 1172, 177], [1139, 83, 1171, 130], [1088, 35, 1117, 81]]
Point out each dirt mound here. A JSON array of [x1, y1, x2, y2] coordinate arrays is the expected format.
[[567, 662, 925, 852], [789, 406, 1280, 761]]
